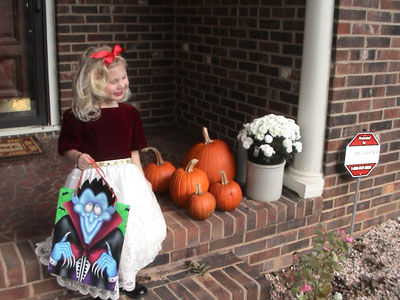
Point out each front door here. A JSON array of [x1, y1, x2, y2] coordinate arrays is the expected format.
[[0, 0, 48, 129]]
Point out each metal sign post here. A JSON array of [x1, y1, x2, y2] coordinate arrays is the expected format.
[[349, 177, 361, 238], [344, 132, 380, 254]]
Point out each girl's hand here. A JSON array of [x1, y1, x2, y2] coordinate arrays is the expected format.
[[77, 153, 94, 170]]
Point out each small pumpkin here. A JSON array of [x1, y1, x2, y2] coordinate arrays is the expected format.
[[169, 159, 210, 208], [186, 184, 216, 220], [183, 127, 236, 185], [142, 147, 176, 193], [210, 170, 242, 211]]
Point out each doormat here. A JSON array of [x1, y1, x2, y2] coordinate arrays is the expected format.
[[0, 136, 42, 158]]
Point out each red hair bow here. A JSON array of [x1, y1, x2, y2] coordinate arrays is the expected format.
[[89, 44, 125, 66]]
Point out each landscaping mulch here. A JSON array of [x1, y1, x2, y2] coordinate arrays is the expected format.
[[265, 217, 400, 300]]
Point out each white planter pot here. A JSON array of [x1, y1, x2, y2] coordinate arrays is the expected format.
[[245, 159, 286, 202]]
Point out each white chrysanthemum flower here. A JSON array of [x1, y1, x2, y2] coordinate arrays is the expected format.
[[238, 114, 301, 162], [259, 123, 269, 135], [281, 129, 292, 139], [241, 133, 248, 143], [264, 134, 273, 143], [260, 144, 275, 157], [269, 126, 278, 137], [295, 141, 302, 152], [255, 132, 264, 141], [282, 138, 293, 148], [249, 123, 259, 135], [237, 129, 246, 141], [242, 137, 253, 149], [277, 115, 285, 120], [254, 118, 264, 128]]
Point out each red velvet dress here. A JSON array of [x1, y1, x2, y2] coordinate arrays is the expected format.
[[58, 103, 147, 161], [36, 103, 167, 300]]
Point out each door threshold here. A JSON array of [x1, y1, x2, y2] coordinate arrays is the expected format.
[[0, 125, 61, 137]]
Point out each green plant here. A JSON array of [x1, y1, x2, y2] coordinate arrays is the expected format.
[[289, 224, 353, 300]]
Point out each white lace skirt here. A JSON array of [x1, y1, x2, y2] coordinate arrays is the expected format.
[[35, 160, 167, 300]]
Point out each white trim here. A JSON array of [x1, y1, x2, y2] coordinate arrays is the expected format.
[[0, 125, 60, 137], [46, 0, 60, 126]]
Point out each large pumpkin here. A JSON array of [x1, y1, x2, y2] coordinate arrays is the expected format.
[[210, 170, 242, 211], [183, 127, 236, 185], [186, 184, 216, 220], [142, 147, 176, 193], [169, 159, 209, 208]]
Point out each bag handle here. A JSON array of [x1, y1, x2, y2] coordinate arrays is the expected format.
[[74, 159, 118, 206]]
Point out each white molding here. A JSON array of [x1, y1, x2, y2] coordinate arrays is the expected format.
[[0, 125, 60, 137], [46, 0, 60, 126]]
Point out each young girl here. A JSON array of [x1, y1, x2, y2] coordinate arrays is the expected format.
[[36, 45, 167, 299]]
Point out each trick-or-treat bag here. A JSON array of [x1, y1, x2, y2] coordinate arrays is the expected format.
[[48, 160, 129, 292]]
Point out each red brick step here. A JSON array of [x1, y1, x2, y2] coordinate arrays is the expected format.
[[138, 251, 271, 300]]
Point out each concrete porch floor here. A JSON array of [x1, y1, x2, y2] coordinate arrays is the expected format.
[[0, 124, 321, 299]]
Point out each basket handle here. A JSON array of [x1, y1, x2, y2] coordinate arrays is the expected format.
[[74, 159, 118, 206]]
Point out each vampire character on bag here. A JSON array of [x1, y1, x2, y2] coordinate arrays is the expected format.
[[49, 178, 127, 291]]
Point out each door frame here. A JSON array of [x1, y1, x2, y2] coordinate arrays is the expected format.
[[0, 0, 59, 135], [0, 0, 48, 129], [45, 0, 60, 129]]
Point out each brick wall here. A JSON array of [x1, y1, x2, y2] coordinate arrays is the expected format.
[[55, 0, 305, 142], [174, 1, 305, 146], [53, 0, 400, 235], [55, 0, 176, 126], [324, 0, 400, 234]]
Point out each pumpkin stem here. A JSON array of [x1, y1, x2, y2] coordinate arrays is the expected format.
[[220, 170, 229, 185], [185, 159, 199, 172], [202, 127, 214, 144], [195, 184, 203, 195], [142, 147, 164, 165]]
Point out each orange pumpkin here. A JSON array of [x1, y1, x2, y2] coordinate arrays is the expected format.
[[210, 170, 242, 211], [183, 127, 236, 185], [186, 184, 216, 220], [142, 147, 176, 193], [169, 159, 210, 208]]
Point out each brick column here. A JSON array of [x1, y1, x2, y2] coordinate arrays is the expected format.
[[283, 0, 335, 198]]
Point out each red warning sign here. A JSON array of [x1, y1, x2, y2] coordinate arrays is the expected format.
[[348, 133, 379, 146], [344, 133, 380, 177]]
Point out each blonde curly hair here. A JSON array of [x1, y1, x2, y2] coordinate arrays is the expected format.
[[72, 45, 131, 122]]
